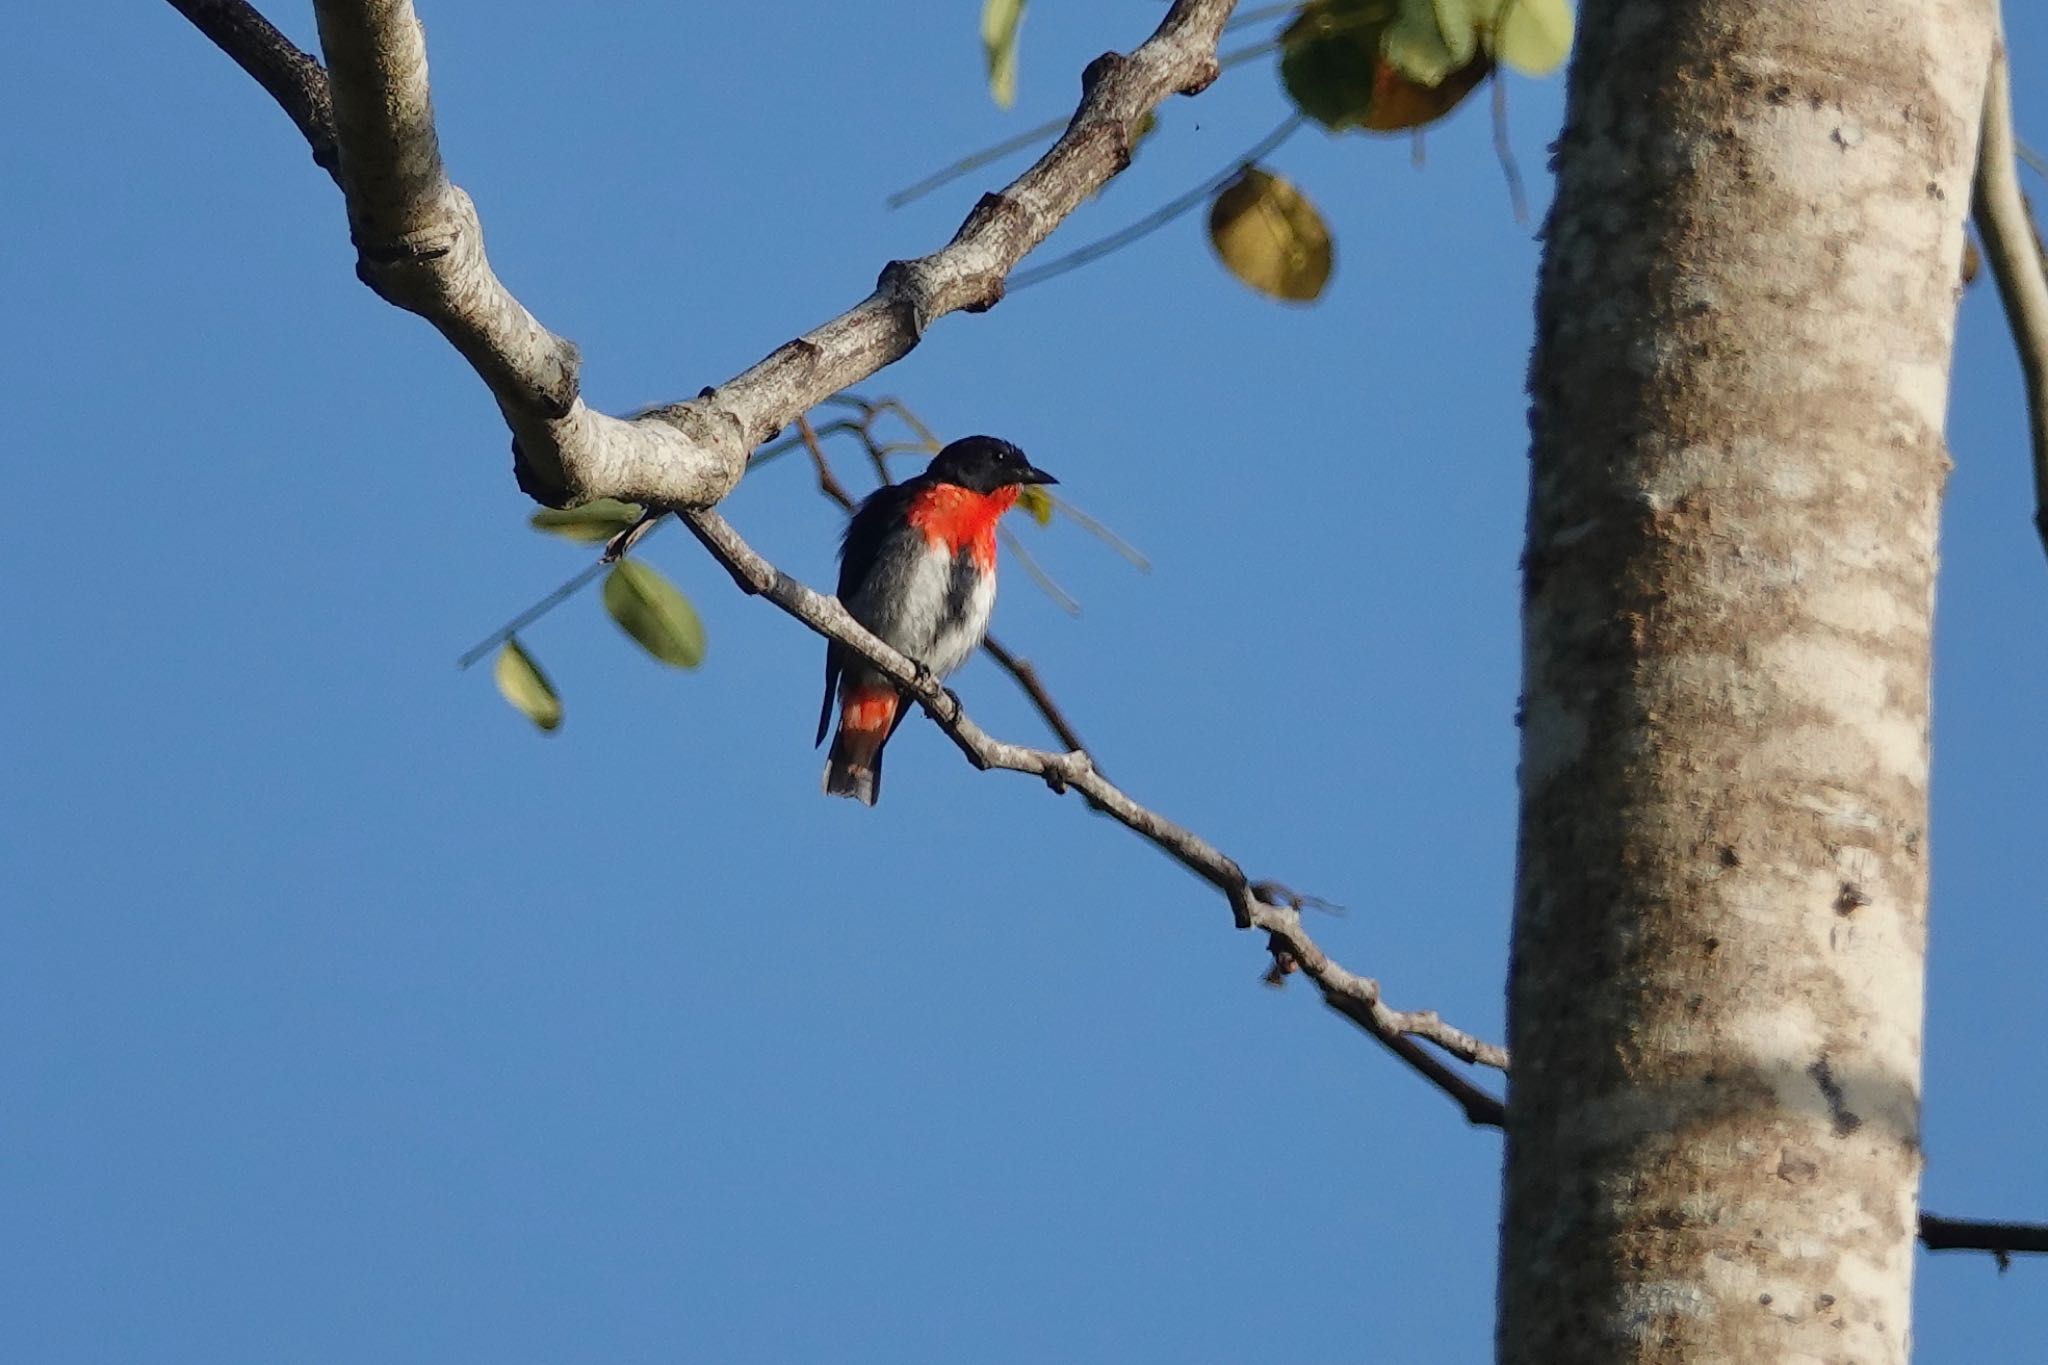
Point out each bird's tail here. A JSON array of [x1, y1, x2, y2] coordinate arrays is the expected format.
[[823, 686, 899, 806]]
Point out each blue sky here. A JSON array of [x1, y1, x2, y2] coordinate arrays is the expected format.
[[6, 4, 2044, 1361]]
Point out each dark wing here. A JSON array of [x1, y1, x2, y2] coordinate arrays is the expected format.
[[819, 481, 920, 746], [817, 646, 840, 747], [836, 480, 918, 598]]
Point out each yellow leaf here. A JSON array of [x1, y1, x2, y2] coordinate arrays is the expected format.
[[981, 0, 1028, 109], [495, 639, 562, 732], [1490, 0, 1573, 77], [1016, 484, 1054, 526], [1207, 168, 1334, 303], [1385, 0, 1469, 86]]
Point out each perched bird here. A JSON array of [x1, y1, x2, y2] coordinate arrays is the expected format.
[[818, 435, 1057, 804]]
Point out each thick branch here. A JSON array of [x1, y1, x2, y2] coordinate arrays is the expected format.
[[173, 0, 1242, 510], [678, 506, 1509, 1110], [1972, 22, 2048, 563]]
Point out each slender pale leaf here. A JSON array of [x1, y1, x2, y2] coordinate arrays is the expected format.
[[495, 638, 562, 732], [1491, 0, 1573, 76], [1207, 167, 1334, 303], [602, 560, 706, 668], [530, 498, 644, 543], [981, 0, 1028, 108]]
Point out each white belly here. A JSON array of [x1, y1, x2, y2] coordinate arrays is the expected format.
[[848, 542, 994, 680]]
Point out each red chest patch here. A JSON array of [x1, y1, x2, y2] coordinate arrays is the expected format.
[[906, 484, 1017, 572]]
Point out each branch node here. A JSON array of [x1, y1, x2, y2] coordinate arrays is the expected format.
[[1180, 55, 1222, 97], [512, 437, 572, 509], [1082, 51, 1131, 97]]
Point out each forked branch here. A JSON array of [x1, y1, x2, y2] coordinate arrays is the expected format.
[[170, 0, 1244, 510]]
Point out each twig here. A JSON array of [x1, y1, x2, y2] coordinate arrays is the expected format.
[[678, 505, 1511, 1120], [798, 414, 857, 510], [171, 0, 1246, 511], [2017, 137, 2048, 184], [885, 33, 1283, 210], [1224, 2, 1302, 31], [1971, 24, 2048, 566], [1917, 1213, 2048, 1268], [978, 636, 1097, 760], [998, 525, 1083, 616], [455, 557, 614, 670], [888, 115, 1069, 210], [1009, 115, 1305, 292], [1491, 74, 1530, 226]]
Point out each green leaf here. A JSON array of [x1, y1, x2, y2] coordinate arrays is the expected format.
[[980, 0, 1028, 109], [1016, 484, 1054, 526], [1280, 0, 1397, 132], [602, 560, 706, 668], [530, 498, 644, 544], [495, 638, 562, 732], [1207, 167, 1334, 303], [1489, 0, 1573, 76]]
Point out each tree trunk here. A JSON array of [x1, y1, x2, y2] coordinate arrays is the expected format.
[[1500, 3, 1996, 1361]]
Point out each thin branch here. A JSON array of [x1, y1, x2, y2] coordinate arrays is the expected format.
[[1009, 115, 1305, 292], [1049, 493, 1153, 572], [1224, 2, 1303, 32], [173, 0, 1246, 511], [678, 506, 1511, 1120], [1972, 24, 2048, 565], [167, 0, 339, 176], [978, 636, 1097, 759], [798, 415, 857, 510], [887, 115, 1069, 210], [1917, 1213, 2048, 1267], [885, 34, 1281, 210], [998, 525, 1083, 616], [2019, 137, 2048, 184], [455, 556, 615, 671]]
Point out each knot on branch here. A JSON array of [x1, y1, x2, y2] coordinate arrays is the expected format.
[[875, 259, 932, 340], [1081, 51, 1131, 98], [1261, 931, 1300, 987], [511, 436, 573, 508], [1179, 55, 1222, 97]]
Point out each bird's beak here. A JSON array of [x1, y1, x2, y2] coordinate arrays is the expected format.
[[1020, 464, 1059, 486]]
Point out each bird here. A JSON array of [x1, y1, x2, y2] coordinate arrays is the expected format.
[[818, 435, 1057, 805]]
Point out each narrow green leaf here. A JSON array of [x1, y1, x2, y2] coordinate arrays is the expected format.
[[1489, 0, 1573, 76], [1208, 167, 1335, 303], [980, 0, 1028, 109], [530, 498, 644, 543], [495, 638, 563, 732], [602, 560, 706, 668]]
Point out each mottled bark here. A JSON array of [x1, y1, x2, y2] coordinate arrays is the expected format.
[[1502, 2, 1995, 1363]]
